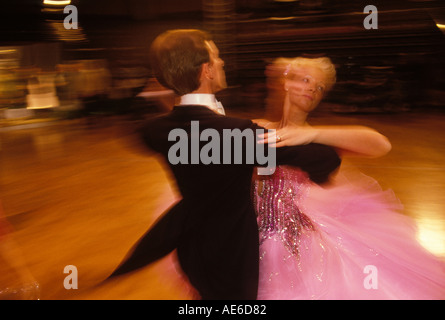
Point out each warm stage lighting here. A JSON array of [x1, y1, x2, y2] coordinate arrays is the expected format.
[[43, 0, 71, 6]]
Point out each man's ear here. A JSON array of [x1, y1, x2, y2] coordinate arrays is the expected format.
[[202, 62, 214, 80]]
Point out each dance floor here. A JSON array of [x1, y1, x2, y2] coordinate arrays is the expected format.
[[1, 108, 444, 300]]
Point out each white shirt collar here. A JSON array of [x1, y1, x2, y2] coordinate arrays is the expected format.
[[179, 93, 225, 115]]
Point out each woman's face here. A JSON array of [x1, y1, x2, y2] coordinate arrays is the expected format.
[[285, 66, 327, 113]]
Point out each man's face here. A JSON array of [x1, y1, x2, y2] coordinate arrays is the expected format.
[[205, 41, 227, 93]]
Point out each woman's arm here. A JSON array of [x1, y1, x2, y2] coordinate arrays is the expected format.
[[259, 125, 392, 158], [310, 125, 391, 158]]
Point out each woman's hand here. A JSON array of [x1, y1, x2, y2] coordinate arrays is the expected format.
[[258, 126, 319, 147]]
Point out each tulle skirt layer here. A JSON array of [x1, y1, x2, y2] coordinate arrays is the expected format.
[[258, 172, 445, 300]]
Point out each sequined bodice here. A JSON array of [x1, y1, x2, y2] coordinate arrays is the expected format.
[[253, 166, 315, 257]]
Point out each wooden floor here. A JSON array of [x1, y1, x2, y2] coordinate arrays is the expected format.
[[1, 108, 444, 300]]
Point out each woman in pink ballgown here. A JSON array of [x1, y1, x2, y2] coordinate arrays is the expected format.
[[254, 57, 445, 300]]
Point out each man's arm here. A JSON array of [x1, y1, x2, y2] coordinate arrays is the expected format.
[[274, 143, 341, 184], [251, 122, 341, 184]]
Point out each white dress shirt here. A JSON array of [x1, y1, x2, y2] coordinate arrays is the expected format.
[[179, 93, 225, 115]]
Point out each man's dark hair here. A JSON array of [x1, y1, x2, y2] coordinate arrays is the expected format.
[[149, 29, 212, 96]]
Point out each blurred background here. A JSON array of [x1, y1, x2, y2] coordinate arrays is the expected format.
[[1, 0, 444, 300], [0, 0, 444, 118]]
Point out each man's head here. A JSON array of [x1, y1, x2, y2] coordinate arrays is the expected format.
[[149, 29, 227, 96]]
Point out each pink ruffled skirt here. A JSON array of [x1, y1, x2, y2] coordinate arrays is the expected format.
[[258, 172, 445, 300]]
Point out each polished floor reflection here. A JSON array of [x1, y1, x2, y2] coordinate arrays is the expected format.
[[1, 109, 444, 299]]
